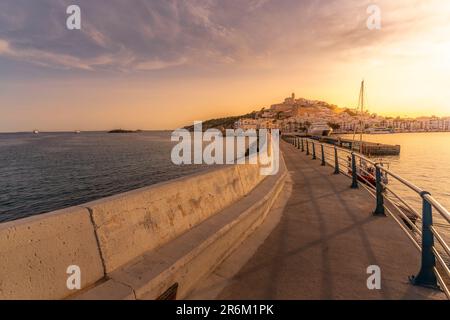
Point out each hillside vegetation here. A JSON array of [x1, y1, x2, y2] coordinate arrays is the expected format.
[[184, 112, 257, 132]]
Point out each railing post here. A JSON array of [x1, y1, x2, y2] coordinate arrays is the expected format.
[[312, 142, 316, 160], [410, 193, 438, 289], [351, 153, 358, 189], [334, 147, 340, 174], [297, 138, 301, 150], [306, 140, 310, 156], [301, 138, 304, 152], [321, 144, 325, 166], [294, 137, 297, 148], [373, 165, 386, 216]]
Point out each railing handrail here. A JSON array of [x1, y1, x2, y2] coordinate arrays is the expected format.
[[376, 165, 424, 195], [306, 137, 427, 196], [306, 137, 449, 224], [424, 194, 450, 224], [318, 139, 376, 164], [285, 135, 450, 298], [289, 136, 449, 220]]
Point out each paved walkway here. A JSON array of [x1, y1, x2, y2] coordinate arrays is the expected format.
[[189, 141, 445, 300]]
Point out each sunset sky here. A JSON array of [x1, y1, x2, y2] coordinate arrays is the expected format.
[[1, 0, 450, 132]]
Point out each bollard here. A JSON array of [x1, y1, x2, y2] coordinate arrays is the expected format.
[[312, 142, 316, 160], [410, 193, 438, 289], [294, 137, 297, 148], [373, 165, 386, 216], [301, 138, 304, 152], [321, 144, 325, 166], [334, 147, 340, 175], [306, 140, 310, 156], [297, 138, 301, 149], [351, 153, 358, 189]]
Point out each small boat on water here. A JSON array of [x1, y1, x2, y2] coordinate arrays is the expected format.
[[347, 156, 389, 187], [307, 122, 333, 136], [33, 130, 39, 134]]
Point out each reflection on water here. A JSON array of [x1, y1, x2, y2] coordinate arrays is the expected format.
[[0, 131, 209, 222]]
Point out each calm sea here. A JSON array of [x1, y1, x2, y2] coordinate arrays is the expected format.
[[340, 132, 450, 213], [1, 131, 449, 223], [0, 131, 209, 222]]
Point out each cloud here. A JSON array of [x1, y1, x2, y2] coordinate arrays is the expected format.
[[0, 39, 9, 53], [135, 57, 188, 71], [0, 0, 449, 73], [0, 0, 258, 71]]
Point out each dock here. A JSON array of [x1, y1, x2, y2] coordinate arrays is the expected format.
[[286, 134, 401, 156], [323, 136, 401, 156], [188, 141, 444, 300]]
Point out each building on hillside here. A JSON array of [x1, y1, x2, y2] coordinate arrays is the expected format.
[[270, 93, 297, 112], [257, 119, 279, 130], [261, 110, 276, 118], [234, 118, 258, 130], [279, 117, 309, 133]]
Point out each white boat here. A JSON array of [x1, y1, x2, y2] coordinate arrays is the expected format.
[[365, 127, 393, 134], [33, 130, 39, 134], [307, 122, 333, 136]]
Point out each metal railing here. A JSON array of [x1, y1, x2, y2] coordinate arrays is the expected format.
[[284, 135, 450, 298]]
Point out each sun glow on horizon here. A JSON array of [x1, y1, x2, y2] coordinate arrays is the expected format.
[[1, 0, 450, 132]]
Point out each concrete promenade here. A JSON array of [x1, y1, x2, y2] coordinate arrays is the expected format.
[[189, 141, 445, 300]]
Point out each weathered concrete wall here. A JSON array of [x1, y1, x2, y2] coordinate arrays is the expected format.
[[0, 207, 104, 300], [75, 157, 287, 300], [0, 162, 268, 299], [87, 165, 264, 273]]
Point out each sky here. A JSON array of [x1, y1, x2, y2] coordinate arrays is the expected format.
[[1, 0, 450, 132]]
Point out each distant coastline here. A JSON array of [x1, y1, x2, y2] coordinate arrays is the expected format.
[[108, 129, 142, 134], [0, 129, 174, 134], [334, 130, 450, 136]]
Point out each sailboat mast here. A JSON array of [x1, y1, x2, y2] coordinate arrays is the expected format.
[[359, 80, 364, 153], [352, 80, 364, 151]]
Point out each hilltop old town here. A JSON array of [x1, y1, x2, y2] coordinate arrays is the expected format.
[[234, 93, 450, 134]]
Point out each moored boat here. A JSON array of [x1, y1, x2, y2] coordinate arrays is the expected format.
[[307, 122, 333, 136]]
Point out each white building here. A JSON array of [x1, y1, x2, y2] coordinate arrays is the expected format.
[[235, 118, 258, 130]]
